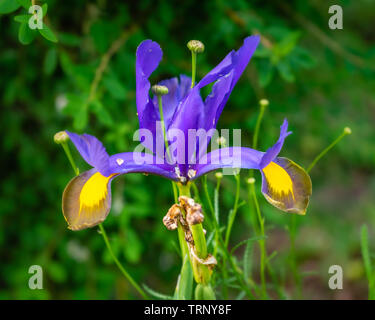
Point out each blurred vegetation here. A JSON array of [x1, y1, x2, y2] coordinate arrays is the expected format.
[[0, 0, 374, 299]]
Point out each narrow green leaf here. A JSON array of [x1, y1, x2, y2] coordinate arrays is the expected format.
[[39, 24, 58, 43], [243, 241, 254, 282], [41, 3, 47, 17], [174, 254, 193, 300], [230, 235, 266, 254]]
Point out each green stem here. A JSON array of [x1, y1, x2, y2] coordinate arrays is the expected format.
[[252, 103, 266, 150], [177, 183, 211, 285], [61, 142, 79, 176], [249, 181, 267, 299], [307, 128, 350, 173], [191, 52, 197, 88], [98, 224, 148, 299], [224, 173, 241, 247], [157, 95, 172, 162]]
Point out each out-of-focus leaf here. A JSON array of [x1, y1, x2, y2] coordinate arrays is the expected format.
[[0, 0, 20, 14], [39, 24, 58, 43], [102, 74, 127, 101], [58, 32, 81, 46], [41, 3, 47, 16], [18, 22, 37, 45], [43, 47, 57, 75], [14, 14, 29, 23], [90, 100, 114, 126], [277, 61, 295, 82], [16, 0, 29, 10], [63, 93, 88, 130], [257, 59, 274, 87]]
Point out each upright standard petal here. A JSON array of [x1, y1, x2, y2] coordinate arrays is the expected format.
[[136, 39, 163, 145], [259, 118, 292, 169], [197, 35, 260, 132]]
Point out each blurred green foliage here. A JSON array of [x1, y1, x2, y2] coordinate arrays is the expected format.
[[0, 0, 374, 299]]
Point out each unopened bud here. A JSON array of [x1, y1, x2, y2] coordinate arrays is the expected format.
[[152, 85, 169, 96], [216, 136, 227, 147], [54, 131, 69, 144], [247, 177, 256, 184], [344, 127, 352, 135], [215, 172, 223, 179], [187, 40, 205, 53], [259, 99, 269, 107]]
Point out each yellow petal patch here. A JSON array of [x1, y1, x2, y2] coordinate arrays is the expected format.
[[62, 170, 116, 231], [261, 158, 312, 215]]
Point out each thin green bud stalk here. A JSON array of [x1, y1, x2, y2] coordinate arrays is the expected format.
[[99, 224, 149, 300], [153, 85, 172, 162], [307, 126, 352, 173], [187, 40, 204, 88], [54, 131, 79, 176], [253, 99, 269, 150]]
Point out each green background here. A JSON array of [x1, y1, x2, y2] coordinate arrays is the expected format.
[[0, 0, 374, 299]]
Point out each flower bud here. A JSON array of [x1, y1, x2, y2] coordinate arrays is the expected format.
[[215, 172, 223, 179], [344, 127, 352, 135], [54, 131, 69, 144], [247, 177, 256, 184], [152, 85, 169, 96], [216, 136, 227, 147], [259, 99, 269, 107], [187, 40, 205, 53]]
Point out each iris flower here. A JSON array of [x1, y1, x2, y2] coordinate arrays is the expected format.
[[62, 36, 312, 231]]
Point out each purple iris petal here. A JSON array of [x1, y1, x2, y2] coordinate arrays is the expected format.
[[66, 131, 112, 177], [259, 118, 292, 169], [194, 147, 263, 179], [151, 75, 193, 130], [107, 152, 177, 181], [192, 118, 291, 180], [136, 40, 162, 124], [196, 35, 260, 131]]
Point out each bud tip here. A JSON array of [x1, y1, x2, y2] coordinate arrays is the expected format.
[[152, 84, 169, 96], [259, 99, 269, 107], [247, 177, 256, 184], [187, 40, 205, 53], [344, 127, 352, 135], [54, 131, 69, 144], [215, 172, 223, 179]]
